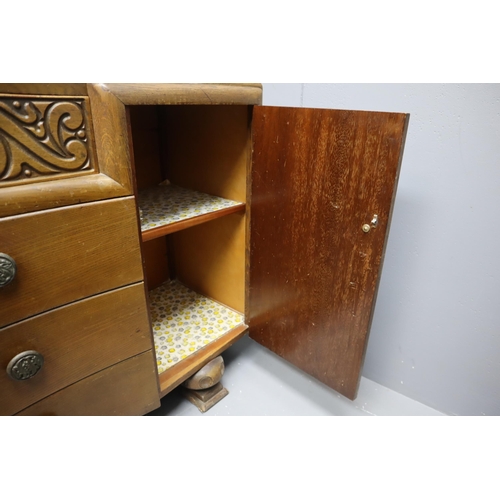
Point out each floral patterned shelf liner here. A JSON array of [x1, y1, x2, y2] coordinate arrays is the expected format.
[[138, 184, 244, 232], [150, 280, 245, 375]]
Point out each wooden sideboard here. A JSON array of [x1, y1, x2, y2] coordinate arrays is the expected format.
[[0, 84, 409, 415]]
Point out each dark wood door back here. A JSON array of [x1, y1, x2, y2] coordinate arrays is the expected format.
[[249, 105, 409, 400]]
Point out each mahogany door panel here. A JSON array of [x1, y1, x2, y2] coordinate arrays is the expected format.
[[249, 105, 409, 400]]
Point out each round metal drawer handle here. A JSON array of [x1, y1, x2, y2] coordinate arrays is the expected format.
[[0, 253, 17, 287], [7, 351, 44, 381]]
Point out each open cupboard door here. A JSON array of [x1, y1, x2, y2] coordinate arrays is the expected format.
[[249, 105, 409, 400]]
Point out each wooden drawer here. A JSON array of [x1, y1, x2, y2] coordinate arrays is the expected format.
[[0, 283, 156, 416], [16, 351, 160, 416], [0, 197, 143, 328], [0, 88, 134, 219]]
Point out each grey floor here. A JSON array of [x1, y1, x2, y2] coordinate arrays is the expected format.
[[147, 335, 444, 416]]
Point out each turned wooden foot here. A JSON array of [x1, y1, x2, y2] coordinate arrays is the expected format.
[[182, 356, 228, 412]]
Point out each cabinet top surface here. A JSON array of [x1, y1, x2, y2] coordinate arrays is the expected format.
[[0, 83, 263, 106]]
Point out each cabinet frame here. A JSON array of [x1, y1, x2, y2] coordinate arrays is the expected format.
[[124, 94, 259, 397]]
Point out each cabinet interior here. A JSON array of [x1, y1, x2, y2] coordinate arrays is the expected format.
[[127, 104, 251, 393]]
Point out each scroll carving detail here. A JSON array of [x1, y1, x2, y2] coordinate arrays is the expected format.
[[0, 97, 95, 185]]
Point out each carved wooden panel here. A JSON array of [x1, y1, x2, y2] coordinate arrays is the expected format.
[[0, 96, 96, 187]]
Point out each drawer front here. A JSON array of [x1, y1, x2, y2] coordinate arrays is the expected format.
[[0, 197, 143, 328], [0, 89, 133, 219], [0, 283, 156, 416], [16, 351, 160, 416]]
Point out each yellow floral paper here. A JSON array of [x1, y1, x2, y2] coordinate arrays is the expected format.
[[150, 281, 244, 374], [138, 184, 243, 232]]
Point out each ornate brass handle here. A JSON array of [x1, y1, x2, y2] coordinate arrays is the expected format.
[[0, 253, 17, 287], [7, 351, 44, 381]]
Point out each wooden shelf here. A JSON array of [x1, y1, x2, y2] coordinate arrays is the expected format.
[[138, 184, 245, 241], [149, 280, 247, 394], [158, 323, 247, 397]]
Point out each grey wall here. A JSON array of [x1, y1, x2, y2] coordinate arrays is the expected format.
[[262, 83, 500, 416]]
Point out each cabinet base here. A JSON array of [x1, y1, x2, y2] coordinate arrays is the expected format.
[[183, 382, 228, 413]]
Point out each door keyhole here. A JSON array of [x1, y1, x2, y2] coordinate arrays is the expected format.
[[362, 214, 378, 233]]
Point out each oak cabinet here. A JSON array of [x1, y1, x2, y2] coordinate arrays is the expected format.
[[0, 84, 408, 415]]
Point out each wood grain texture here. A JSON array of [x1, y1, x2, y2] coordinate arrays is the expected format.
[[159, 105, 249, 312], [87, 83, 133, 194], [0, 284, 153, 416], [104, 84, 262, 106], [0, 173, 129, 218], [159, 324, 247, 397], [0, 84, 87, 95], [162, 105, 250, 202], [16, 351, 160, 416], [249, 106, 409, 400], [142, 237, 170, 290], [172, 213, 247, 313], [127, 105, 164, 191], [0, 197, 144, 327]]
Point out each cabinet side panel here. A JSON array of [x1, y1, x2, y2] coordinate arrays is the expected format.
[[128, 105, 164, 191], [163, 105, 251, 314], [163, 105, 250, 203], [172, 213, 246, 314], [87, 83, 133, 194], [142, 237, 170, 290], [250, 106, 408, 400]]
